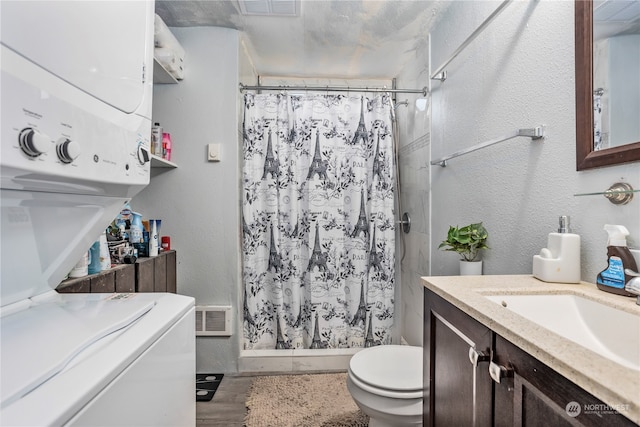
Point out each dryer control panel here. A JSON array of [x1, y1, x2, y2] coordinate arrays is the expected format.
[[1, 51, 150, 198]]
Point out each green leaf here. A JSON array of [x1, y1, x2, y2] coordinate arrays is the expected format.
[[439, 222, 489, 261]]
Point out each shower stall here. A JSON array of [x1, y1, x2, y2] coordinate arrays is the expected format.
[[238, 81, 426, 371]]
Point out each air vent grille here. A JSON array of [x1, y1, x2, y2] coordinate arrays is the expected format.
[[238, 0, 299, 16], [195, 306, 232, 336]]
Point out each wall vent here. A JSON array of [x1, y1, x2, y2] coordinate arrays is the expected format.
[[195, 306, 232, 336]]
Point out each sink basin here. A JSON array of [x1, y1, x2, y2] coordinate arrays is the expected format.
[[486, 294, 640, 371]]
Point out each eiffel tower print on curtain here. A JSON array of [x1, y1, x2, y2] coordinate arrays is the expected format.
[[307, 130, 328, 180], [262, 129, 279, 180], [307, 222, 328, 272], [275, 314, 289, 349], [351, 189, 369, 239], [242, 213, 252, 238], [364, 311, 377, 347], [351, 96, 369, 145], [287, 119, 299, 145], [243, 288, 255, 327], [372, 131, 383, 182], [310, 311, 327, 349], [368, 227, 388, 281], [267, 223, 283, 273], [350, 280, 367, 327]]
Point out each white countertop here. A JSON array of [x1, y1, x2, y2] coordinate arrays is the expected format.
[[421, 274, 640, 424]]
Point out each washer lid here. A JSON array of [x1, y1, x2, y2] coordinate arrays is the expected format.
[[1, 294, 155, 407], [349, 345, 423, 391]]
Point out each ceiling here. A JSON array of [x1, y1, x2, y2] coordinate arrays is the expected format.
[[155, 0, 450, 79], [593, 0, 640, 40]]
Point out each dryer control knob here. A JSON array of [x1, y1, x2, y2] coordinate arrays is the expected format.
[[137, 144, 150, 165], [19, 127, 51, 157], [56, 138, 81, 164]]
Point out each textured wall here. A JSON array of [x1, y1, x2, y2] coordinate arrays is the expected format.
[[132, 27, 243, 374], [428, 0, 639, 282], [395, 0, 640, 347]]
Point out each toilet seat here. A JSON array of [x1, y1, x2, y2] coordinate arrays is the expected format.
[[348, 368, 423, 399], [348, 345, 423, 399]]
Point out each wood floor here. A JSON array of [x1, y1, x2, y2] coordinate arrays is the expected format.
[[196, 375, 255, 426]]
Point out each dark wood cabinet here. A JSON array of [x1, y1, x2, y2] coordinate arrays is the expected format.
[[58, 250, 177, 294], [493, 335, 635, 427], [424, 290, 493, 427], [424, 288, 636, 427]]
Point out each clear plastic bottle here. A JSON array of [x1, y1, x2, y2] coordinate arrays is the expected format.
[[151, 123, 162, 156]]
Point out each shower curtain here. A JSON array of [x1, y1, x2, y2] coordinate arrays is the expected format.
[[242, 92, 395, 350], [593, 90, 603, 151]]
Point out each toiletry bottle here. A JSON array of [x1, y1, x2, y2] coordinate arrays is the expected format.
[[88, 240, 102, 274], [98, 231, 111, 270], [162, 132, 172, 161], [149, 219, 159, 257], [596, 225, 638, 296], [151, 123, 162, 156], [69, 251, 90, 278], [532, 215, 581, 283], [129, 212, 144, 244]]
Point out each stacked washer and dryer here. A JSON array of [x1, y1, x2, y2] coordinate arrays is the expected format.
[[0, 2, 195, 425]]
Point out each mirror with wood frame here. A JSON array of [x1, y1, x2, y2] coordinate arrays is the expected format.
[[575, 0, 640, 170]]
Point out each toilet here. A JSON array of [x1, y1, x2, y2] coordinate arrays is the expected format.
[[347, 345, 423, 427]]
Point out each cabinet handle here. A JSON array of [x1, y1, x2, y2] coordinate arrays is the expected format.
[[489, 361, 513, 383], [468, 347, 490, 367]]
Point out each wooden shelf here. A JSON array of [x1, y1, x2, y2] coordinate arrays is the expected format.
[[57, 250, 177, 294], [150, 154, 177, 169]]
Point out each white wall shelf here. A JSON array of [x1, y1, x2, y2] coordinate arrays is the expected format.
[[150, 154, 177, 169], [153, 58, 178, 84]]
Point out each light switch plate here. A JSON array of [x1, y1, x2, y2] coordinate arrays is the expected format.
[[208, 143, 221, 162]]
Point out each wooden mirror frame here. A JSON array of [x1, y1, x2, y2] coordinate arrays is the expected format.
[[575, 0, 640, 170]]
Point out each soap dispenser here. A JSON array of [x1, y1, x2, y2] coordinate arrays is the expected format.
[[532, 216, 581, 283], [596, 224, 638, 296]]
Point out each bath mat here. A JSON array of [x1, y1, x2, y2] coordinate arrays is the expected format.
[[196, 373, 224, 402], [244, 372, 369, 427]]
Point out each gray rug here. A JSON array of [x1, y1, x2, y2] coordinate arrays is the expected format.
[[244, 373, 369, 427]]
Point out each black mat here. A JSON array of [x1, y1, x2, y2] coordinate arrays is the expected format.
[[196, 373, 224, 402]]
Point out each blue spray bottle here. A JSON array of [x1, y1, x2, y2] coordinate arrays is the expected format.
[[596, 225, 638, 296]]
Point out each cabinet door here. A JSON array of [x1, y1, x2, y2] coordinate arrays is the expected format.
[[424, 289, 493, 427], [493, 334, 635, 427]]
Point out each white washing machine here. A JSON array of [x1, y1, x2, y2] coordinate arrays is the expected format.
[[0, 1, 196, 425]]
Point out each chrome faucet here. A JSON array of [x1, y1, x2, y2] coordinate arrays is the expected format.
[[624, 269, 640, 305]]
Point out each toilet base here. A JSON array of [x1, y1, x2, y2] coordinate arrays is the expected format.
[[368, 416, 421, 427]]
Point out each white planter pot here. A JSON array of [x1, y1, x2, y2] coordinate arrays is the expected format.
[[460, 260, 483, 276]]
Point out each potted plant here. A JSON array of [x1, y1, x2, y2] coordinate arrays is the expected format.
[[439, 222, 489, 275]]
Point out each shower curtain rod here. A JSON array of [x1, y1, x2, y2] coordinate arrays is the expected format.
[[239, 83, 428, 97]]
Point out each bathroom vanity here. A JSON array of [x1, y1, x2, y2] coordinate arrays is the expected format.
[[422, 275, 639, 426]]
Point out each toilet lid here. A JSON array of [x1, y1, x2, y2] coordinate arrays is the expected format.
[[349, 345, 422, 392]]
